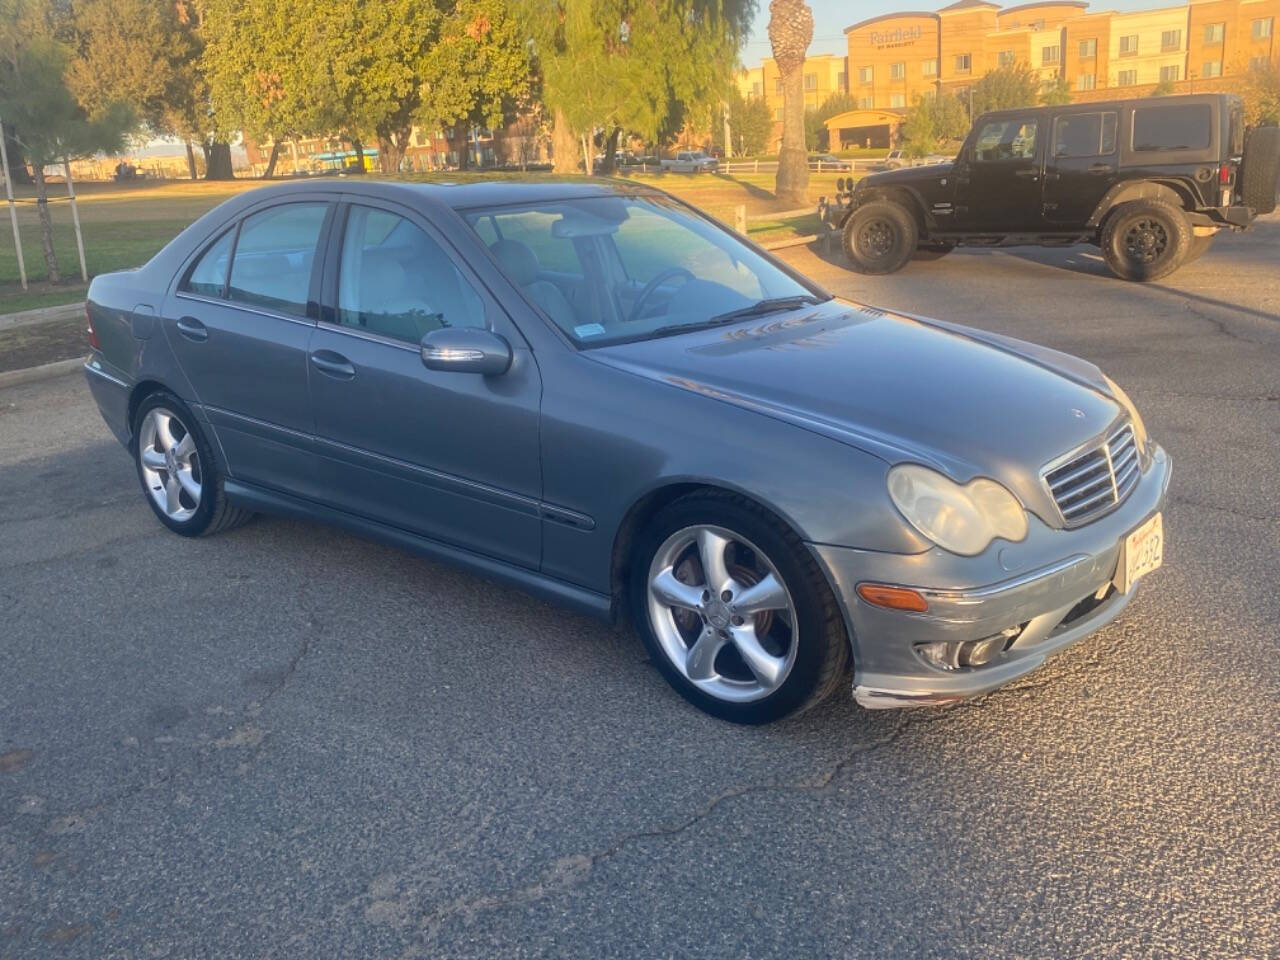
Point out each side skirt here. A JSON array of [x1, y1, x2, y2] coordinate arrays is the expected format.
[[223, 478, 615, 623]]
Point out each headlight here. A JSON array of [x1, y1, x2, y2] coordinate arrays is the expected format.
[[1102, 374, 1148, 455], [887, 465, 1028, 556]]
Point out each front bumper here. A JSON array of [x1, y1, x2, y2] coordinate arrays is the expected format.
[[812, 444, 1171, 709]]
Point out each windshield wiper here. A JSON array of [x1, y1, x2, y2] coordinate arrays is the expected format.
[[707, 294, 829, 325]]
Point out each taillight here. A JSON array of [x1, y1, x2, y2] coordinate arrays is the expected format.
[[86, 305, 100, 350], [1218, 163, 1233, 185]]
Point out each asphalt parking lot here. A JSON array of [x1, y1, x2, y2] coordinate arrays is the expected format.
[[2, 221, 1278, 959]]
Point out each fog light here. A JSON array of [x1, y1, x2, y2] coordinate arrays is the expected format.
[[916, 626, 1022, 672], [915, 640, 962, 671]]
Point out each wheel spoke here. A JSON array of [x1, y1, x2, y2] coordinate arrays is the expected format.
[[685, 628, 725, 681], [650, 567, 703, 612], [176, 467, 200, 501], [729, 624, 786, 690], [140, 447, 166, 471], [173, 432, 195, 460], [154, 412, 177, 452], [733, 573, 788, 616], [164, 476, 182, 515], [696, 528, 733, 594]]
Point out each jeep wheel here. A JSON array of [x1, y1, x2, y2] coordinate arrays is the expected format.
[[1101, 200, 1191, 282], [842, 201, 917, 275], [1241, 126, 1280, 215]]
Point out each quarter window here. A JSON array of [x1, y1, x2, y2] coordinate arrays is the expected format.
[[227, 203, 327, 315], [973, 118, 1038, 162], [1132, 103, 1212, 151], [182, 229, 234, 297], [337, 205, 485, 342], [1053, 112, 1117, 158]]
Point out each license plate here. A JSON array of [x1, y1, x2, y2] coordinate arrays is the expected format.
[[1117, 512, 1164, 593]]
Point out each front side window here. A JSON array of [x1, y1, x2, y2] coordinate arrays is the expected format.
[[182, 229, 234, 297], [463, 195, 818, 347], [1132, 103, 1212, 151], [337, 205, 484, 342], [973, 118, 1038, 162], [1053, 112, 1117, 158], [227, 203, 328, 315]]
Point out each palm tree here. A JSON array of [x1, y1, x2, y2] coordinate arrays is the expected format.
[[767, 0, 812, 204]]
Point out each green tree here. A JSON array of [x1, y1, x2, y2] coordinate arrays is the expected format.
[[716, 89, 771, 156], [1041, 75, 1072, 105], [418, 0, 532, 170], [806, 91, 855, 151], [970, 63, 1040, 117], [901, 91, 968, 157], [1149, 77, 1176, 97], [0, 32, 133, 281], [1240, 59, 1280, 126]]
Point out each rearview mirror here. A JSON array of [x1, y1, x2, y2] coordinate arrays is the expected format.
[[421, 327, 512, 376]]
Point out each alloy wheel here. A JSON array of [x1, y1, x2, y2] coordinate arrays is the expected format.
[[646, 524, 799, 703], [857, 219, 897, 260], [1123, 218, 1169, 265], [138, 408, 202, 522]]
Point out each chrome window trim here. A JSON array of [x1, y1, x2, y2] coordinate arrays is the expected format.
[[314, 319, 420, 354], [173, 292, 316, 329]]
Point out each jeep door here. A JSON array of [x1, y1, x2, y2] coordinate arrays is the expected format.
[[952, 114, 1045, 232], [1042, 109, 1120, 226]]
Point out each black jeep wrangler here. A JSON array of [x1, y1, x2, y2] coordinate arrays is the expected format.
[[824, 93, 1279, 282]]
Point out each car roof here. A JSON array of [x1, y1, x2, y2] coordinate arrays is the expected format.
[[975, 92, 1239, 123]]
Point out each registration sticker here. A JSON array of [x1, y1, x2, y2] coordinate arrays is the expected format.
[[1116, 512, 1163, 593]]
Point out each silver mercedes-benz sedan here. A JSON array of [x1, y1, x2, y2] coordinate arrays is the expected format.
[[83, 180, 1169, 724]]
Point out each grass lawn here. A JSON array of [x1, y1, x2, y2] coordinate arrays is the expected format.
[[0, 169, 854, 314]]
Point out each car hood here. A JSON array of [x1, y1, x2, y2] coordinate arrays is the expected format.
[[590, 298, 1123, 524], [864, 162, 954, 186]]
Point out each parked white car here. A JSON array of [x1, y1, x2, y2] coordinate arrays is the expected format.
[[661, 151, 719, 173]]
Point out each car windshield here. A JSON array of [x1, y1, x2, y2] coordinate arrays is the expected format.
[[464, 194, 823, 347]]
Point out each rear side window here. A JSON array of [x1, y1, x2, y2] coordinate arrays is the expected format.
[[1053, 112, 1117, 158], [182, 229, 234, 297], [227, 203, 328, 315], [1132, 104, 1212, 152]]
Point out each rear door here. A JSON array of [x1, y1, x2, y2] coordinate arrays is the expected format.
[[307, 199, 543, 569], [953, 113, 1045, 232], [1042, 109, 1120, 225], [165, 199, 333, 498]]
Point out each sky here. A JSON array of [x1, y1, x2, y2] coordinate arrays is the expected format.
[[742, 0, 1180, 62]]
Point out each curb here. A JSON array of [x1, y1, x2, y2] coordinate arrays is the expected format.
[[0, 357, 85, 390], [0, 301, 85, 333]]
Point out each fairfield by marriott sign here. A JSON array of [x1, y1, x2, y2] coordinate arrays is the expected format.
[[868, 25, 924, 47]]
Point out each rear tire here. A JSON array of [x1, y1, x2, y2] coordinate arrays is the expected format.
[[1100, 199, 1191, 282], [1240, 126, 1280, 215], [629, 492, 849, 724], [132, 391, 253, 538], [842, 200, 918, 275]]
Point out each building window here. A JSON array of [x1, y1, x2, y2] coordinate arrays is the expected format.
[[752, 81, 762, 96], [955, 53, 972, 74], [858, 96, 873, 109], [890, 93, 906, 108], [1077, 73, 1096, 90], [859, 65, 873, 84], [1161, 29, 1182, 52], [890, 62, 905, 80], [1042, 45, 1061, 65], [1252, 18, 1273, 40], [1250, 55, 1271, 71], [1079, 38, 1097, 59], [1118, 69, 1138, 86], [804, 73, 817, 91], [998, 50, 1016, 68], [1119, 34, 1138, 57], [1160, 64, 1181, 83], [1202, 60, 1222, 78], [922, 58, 938, 77], [1204, 23, 1224, 44]]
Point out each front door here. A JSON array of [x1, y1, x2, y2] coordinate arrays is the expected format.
[[1042, 109, 1120, 226], [953, 114, 1045, 232], [164, 200, 331, 498], [307, 201, 543, 569]]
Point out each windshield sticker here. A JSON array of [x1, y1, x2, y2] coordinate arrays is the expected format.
[[574, 323, 607, 338]]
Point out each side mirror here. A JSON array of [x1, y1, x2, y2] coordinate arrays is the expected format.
[[420, 327, 512, 376]]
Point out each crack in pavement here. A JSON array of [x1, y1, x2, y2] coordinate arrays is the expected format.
[[1169, 494, 1280, 526], [398, 710, 968, 955]]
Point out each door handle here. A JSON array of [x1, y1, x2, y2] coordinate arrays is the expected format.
[[1088, 163, 1115, 175], [175, 316, 208, 342], [1014, 169, 1039, 179], [309, 350, 356, 380]]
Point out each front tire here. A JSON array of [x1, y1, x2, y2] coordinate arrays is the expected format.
[[841, 200, 918, 275], [132, 391, 252, 538], [629, 492, 849, 724], [1100, 199, 1191, 282]]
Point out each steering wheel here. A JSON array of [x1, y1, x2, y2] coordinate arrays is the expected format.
[[626, 267, 696, 323]]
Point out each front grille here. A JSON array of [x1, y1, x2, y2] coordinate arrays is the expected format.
[[1044, 422, 1140, 527]]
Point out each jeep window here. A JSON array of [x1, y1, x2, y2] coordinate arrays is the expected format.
[[973, 119, 1038, 163], [1053, 112, 1117, 158], [1132, 104, 1211, 152]]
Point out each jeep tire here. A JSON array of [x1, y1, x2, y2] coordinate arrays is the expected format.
[[1241, 126, 1280, 216], [842, 200, 918, 275], [1100, 199, 1192, 282]]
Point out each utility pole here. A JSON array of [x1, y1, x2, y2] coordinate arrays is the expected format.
[[0, 114, 26, 290]]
